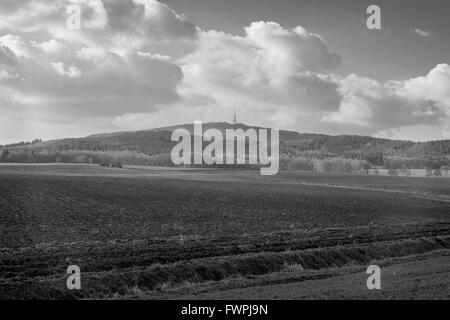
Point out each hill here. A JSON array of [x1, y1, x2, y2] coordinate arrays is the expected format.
[[1, 122, 449, 170]]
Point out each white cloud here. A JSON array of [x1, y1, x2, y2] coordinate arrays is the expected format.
[[39, 39, 66, 54], [0, 36, 183, 121], [413, 28, 432, 37], [323, 64, 450, 138], [50, 62, 82, 78], [0, 70, 19, 80], [180, 22, 341, 115], [0, 0, 197, 50], [0, 1, 189, 122]]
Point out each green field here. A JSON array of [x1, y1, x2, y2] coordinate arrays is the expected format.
[[0, 164, 449, 299]]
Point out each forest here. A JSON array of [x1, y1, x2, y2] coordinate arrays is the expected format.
[[1, 123, 449, 173]]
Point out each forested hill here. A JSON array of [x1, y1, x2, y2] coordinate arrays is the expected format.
[[1, 122, 449, 168]]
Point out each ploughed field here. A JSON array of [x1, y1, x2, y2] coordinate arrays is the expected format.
[[0, 164, 449, 299]]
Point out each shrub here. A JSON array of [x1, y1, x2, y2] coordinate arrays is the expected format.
[[399, 167, 412, 177], [287, 157, 314, 171], [387, 168, 398, 176], [1, 149, 10, 161]]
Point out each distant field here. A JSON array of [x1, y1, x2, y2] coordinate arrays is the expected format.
[[0, 164, 449, 299]]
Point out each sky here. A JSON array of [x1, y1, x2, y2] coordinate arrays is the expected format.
[[0, 0, 449, 144]]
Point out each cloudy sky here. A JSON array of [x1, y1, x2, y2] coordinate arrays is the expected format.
[[0, 0, 449, 144]]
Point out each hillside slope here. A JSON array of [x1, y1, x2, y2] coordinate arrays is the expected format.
[[1, 122, 449, 168]]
